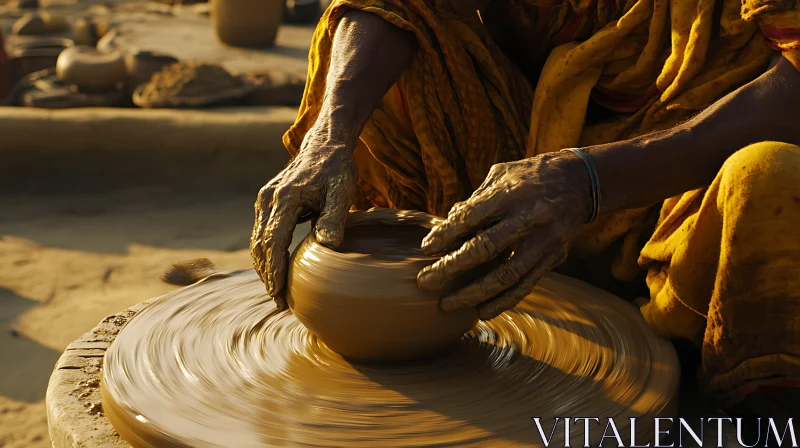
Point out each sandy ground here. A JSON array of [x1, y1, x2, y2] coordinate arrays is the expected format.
[[0, 188, 310, 447]]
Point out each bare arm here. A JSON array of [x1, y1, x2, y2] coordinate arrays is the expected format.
[[311, 10, 418, 149], [252, 10, 417, 307], [590, 56, 800, 214]]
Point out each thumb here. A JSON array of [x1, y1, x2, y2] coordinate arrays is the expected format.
[[314, 183, 351, 248]]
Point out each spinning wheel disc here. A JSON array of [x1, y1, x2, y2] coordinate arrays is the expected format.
[[102, 270, 679, 447]]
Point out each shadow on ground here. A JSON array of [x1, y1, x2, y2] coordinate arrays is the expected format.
[[0, 287, 61, 403]]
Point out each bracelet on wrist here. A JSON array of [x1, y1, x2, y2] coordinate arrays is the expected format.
[[561, 148, 601, 223]]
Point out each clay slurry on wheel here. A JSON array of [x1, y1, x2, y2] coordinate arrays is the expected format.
[[101, 268, 679, 447]]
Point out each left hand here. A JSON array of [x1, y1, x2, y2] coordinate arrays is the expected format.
[[417, 151, 593, 320]]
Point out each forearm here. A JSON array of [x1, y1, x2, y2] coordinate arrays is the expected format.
[[587, 56, 800, 214], [309, 10, 417, 150]]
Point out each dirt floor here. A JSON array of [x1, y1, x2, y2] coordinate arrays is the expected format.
[[0, 188, 310, 447]]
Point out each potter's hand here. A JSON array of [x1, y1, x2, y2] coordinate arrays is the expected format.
[[417, 152, 592, 320], [251, 138, 358, 310]]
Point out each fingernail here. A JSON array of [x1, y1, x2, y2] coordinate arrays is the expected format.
[[316, 229, 340, 247], [417, 269, 441, 291], [421, 237, 441, 255]]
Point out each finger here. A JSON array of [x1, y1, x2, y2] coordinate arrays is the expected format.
[[314, 181, 352, 248], [251, 182, 290, 311], [421, 190, 504, 256], [264, 188, 303, 299], [477, 251, 566, 320], [440, 233, 550, 311], [250, 184, 277, 284], [417, 215, 527, 291]]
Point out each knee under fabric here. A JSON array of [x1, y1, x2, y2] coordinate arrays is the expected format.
[[638, 140, 800, 404]]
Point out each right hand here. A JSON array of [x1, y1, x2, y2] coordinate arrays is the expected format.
[[250, 137, 358, 310]]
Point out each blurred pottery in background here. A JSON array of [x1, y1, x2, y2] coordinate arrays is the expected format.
[[8, 37, 73, 85], [132, 61, 255, 108], [12, 12, 69, 36], [17, 69, 129, 108], [56, 45, 127, 92], [211, 0, 283, 48], [72, 15, 113, 47], [124, 50, 178, 88]]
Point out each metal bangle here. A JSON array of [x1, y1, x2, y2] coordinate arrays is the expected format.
[[562, 148, 601, 223]]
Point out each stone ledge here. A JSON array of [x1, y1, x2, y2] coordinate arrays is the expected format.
[[0, 106, 296, 193], [46, 301, 149, 448]]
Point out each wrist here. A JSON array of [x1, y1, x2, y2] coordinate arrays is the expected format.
[[556, 149, 596, 224], [303, 114, 359, 155]]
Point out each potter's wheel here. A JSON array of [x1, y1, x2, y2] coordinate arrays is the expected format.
[[101, 269, 679, 447]]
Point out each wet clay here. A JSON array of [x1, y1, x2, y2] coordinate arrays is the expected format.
[[102, 268, 680, 447], [286, 209, 479, 362], [132, 61, 255, 108], [137, 62, 243, 100]]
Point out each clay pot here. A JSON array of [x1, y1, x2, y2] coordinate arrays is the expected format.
[[56, 46, 127, 92], [211, 0, 283, 48], [72, 15, 112, 47], [286, 208, 479, 362]]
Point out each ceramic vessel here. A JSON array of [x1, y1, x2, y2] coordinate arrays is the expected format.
[[56, 45, 126, 92], [212, 0, 283, 48], [286, 208, 479, 362], [72, 15, 112, 47]]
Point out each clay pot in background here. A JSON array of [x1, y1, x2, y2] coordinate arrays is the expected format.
[[12, 12, 69, 36], [56, 46, 127, 92], [211, 0, 283, 48], [72, 15, 113, 47]]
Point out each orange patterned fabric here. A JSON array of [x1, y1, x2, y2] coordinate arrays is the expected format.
[[746, 1, 800, 70]]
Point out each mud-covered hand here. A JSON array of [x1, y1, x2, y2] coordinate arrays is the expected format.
[[251, 138, 358, 310], [417, 152, 592, 320]]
